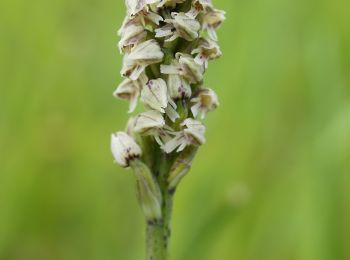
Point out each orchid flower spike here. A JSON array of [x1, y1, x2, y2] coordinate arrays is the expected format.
[[111, 1, 225, 257]]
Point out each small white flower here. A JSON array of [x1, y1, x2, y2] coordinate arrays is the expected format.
[[125, 0, 160, 16], [114, 72, 148, 113], [121, 39, 164, 80], [167, 73, 192, 99], [111, 132, 142, 167], [155, 12, 200, 42], [191, 38, 222, 68], [141, 78, 168, 113], [118, 18, 147, 53], [202, 9, 226, 41], [191, 88, 219, 119], [133, 110, 174, 145], [133, 110, 165, 134], [141, 78, 180, 122], [161, 53, 204, 84], [162, 118, 206, 153]]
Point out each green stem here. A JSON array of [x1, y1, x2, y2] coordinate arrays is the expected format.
[[146, 220, 167, 260], [146, 152, 174, 260]]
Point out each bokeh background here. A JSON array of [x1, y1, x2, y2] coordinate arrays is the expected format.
[[1, 0, 350, 259]]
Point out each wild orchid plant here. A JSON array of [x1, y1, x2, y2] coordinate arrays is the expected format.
[[111, 1, 225, 259]]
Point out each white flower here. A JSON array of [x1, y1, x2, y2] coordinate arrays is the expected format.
[[162, 118, 206, 153], [141, 78, 168, 113], [202, 9, 226, 41], [155, 12, 200, 42], [140, 78, 180, 122], [114, 72, 148, 113], [133, 110, 165, 134], [118, 17, 147, 53], [191, 38, 222, 68], [161, 53, 204, 84], [133, 110, 174, 145], [121, 39, 164, 80], [125, 0, 160, 16], [191, 88, 219, 119], [111, 132, 142, 167], [167, 73, 192, 99]]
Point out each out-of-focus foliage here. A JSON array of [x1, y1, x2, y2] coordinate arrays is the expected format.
[[0, 0, 349, 259]]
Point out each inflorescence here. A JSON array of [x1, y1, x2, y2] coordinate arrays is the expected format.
[[111, 0, 225, 170]]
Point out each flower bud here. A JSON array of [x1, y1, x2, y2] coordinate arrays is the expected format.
[[133, 110, 165, 134], [111, 132, 142, 167], [140, 78, 168, 113], [192, 38, 222, 68], [114, 72, 148, 113], [202, 9, 226, 41], [121, 39, 164, 80], [167, 74, 192, 99], [191, 88, 219, 119]]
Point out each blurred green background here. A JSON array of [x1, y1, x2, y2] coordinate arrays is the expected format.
[[1, 0, 350, 259]]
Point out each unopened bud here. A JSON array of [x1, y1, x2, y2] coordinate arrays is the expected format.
[[111, 132, 142, 167]]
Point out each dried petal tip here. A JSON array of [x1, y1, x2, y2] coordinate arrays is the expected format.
[[191, 88, 219, 119], [111, 132, 142, 167]]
